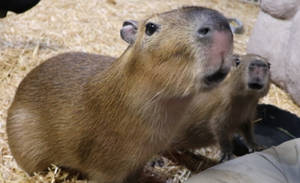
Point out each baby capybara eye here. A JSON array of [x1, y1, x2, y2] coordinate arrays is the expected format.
[[232, 54, 241, 67], [234, 58, 240, 66]]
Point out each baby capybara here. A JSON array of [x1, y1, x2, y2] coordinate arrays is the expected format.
[[174, 54, 270, 162]]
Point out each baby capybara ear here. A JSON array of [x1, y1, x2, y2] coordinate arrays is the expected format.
[[120, 20, 138, 44]]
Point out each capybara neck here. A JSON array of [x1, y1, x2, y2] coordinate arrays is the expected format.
[[83, 51, 195, 145]]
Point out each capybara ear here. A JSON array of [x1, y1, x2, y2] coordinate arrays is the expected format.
[[120, 20, 138, 44]]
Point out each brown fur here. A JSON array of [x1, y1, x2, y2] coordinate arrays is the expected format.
[[172, 54, 271, 158], [6, 6, 233, 183]]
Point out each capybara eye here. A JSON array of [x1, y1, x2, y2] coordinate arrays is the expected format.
[[234, 58, 240, 66], [145, 22, 158, 36], [198, 27, 210, 37], [267, 63, 271, 69]]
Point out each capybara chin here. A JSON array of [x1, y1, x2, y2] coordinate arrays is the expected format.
[[6, 6, 233, 183], [172, 54, 270, 162]]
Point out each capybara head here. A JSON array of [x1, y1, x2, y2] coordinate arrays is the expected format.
[[122, 6, 233, 97], [231, 54, 271, 97]]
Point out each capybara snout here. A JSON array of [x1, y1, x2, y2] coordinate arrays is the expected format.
[[248, 59, 270, 90]]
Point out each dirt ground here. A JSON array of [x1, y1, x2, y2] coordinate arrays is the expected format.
[[0, 0, 299, 182]]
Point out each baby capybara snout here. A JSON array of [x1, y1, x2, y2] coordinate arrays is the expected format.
[[247, 59, 270, 90]]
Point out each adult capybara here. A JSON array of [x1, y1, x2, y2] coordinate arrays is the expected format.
[[7, 6, 233, 183]]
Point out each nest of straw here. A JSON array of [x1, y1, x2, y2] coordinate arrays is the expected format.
[[0, 0, 299, 182]]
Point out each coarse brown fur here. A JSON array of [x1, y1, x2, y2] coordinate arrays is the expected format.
[[172, 54, 271, 159], [6, 6, 233, 183]]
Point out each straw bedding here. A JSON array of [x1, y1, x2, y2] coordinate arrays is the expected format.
[[0, 0, 299, 182]]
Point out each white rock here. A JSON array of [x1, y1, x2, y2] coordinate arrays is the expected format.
[[247, 0, 300, 106]]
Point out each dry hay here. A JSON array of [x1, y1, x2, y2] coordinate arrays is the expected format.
[[0, 0, 300, 182]]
